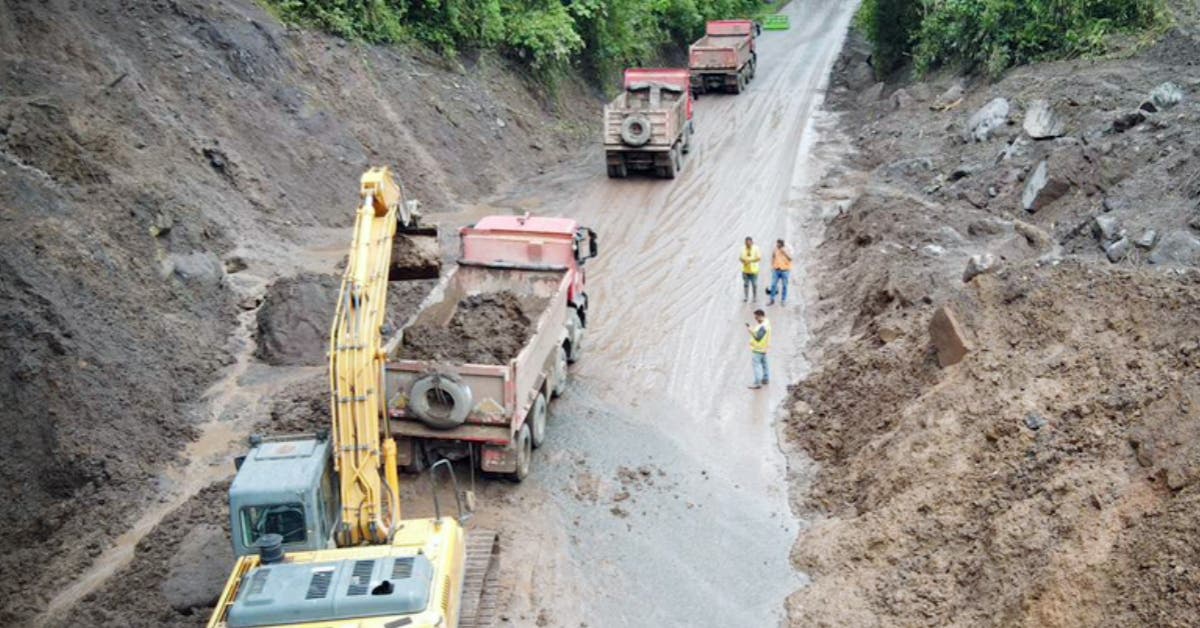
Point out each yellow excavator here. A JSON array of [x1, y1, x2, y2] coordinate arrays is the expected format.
[[207, 168, 498, 628]]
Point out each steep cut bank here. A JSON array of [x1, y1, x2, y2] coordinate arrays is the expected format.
[[786, 25, 1200, 627], [0, 0, 592, 624]]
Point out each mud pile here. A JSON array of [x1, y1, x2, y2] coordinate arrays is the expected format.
[[256, 274, 436, 366], [399, 291, 543, 364], [785, 26, 1200, 627]]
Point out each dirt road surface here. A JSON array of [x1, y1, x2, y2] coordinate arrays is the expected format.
[[407, 3, 857, 624]]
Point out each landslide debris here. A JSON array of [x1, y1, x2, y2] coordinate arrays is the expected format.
[[0, 0, 590, 624], [398, 291, 544, 364], [786, 26, 1200, 627]]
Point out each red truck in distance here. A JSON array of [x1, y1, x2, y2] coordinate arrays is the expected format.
[[689, 19, 758, 96]]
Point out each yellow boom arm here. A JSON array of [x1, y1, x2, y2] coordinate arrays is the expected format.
[[329, 167, 405, 546]]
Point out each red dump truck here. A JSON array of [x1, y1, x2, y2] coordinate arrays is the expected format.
[[603, 68, 695, 179], [689, 19, 757, 95], [384, 215, 598, 481]]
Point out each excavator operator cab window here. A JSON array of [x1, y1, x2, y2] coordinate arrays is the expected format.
[[240, 503, 308, 547]]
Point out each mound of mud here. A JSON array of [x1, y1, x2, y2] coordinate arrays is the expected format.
[[256, 274, 436, 367], [255, 273, 341, 366], [64, 482, 231, 627], [398, 291, 542, 364]]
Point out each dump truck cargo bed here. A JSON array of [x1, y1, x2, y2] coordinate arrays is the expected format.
[[385, 265, 570, 442]]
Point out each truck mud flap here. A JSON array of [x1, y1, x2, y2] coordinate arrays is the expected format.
[[480, 441, 517, 473]]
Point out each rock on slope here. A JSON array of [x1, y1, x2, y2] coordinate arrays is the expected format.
[[0, 0, 590, 623], [786, 28, 1200, 627]]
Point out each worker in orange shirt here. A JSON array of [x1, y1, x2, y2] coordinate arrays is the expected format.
[[766, 239, 793, 306], [739, 236, 762, 303]]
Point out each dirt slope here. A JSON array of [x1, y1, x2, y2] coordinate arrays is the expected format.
[[786, 27, 1200, 627], [0, 0, 590, 624]]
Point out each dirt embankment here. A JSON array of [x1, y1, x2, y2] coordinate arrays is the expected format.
[[0, 0, 593, 625], [399, 291, 544, 364], [785, 28, 1200, 627]]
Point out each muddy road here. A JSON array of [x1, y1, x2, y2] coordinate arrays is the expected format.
[[410, 3, 858, 624]]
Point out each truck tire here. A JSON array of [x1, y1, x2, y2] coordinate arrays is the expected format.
[[529, 393, 548, 449], [409, 374, 474, 430], [732, 73, 745, 95], [620, 115, 652, 147], [661, 148, 678, 179], [681, 121, 693, 154], [567, 308, 584, 363], [552, 345, 569, 397], [510, 423, 532, 482], [607, 162, 627, 178]]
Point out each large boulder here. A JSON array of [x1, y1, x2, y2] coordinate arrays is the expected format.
[[160, 524, 234, 612], [1021, 160, 1071, 213], [932, 81, 966, 110], [1148, 81, 1184, 110], [1148, 230, 1200, 266], [1023, 99, 1065, 139], [166, 252, 225, 286], [964, 98, 1010, 142]]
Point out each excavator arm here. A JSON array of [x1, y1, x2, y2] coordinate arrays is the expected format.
[[329, 167, 407, 546]]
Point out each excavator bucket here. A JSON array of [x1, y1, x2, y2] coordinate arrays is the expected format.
[[389, 197, 441, 281], [390, 226, 441, 281]]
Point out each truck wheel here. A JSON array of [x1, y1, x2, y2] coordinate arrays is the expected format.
[[673, 147, 683, 173], [732, 73, 745, 94], [607, 162, 627, 178], [510, 423, 532, 482], [749, 58, 757, 81], [661, 148, 678, 179], [400, 440, 426, 474], [529, 393, 548, 449], [552, 345, 569, 397], [681, 122, 693, 155], [567, 309, 584, 363]]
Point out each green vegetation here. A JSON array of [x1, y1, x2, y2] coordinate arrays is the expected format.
[[855, 0, 1169, 79], [268, 0, 772, 82]]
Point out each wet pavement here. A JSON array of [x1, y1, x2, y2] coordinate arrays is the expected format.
[[422, 3, 859, 625]]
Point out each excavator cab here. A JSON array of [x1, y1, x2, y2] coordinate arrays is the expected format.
[[228, 434, 338, 556]]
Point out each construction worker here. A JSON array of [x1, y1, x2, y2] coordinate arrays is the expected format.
[[767, 239, 793, 306], [746, 308, 771, 389], [740, 236, 762, 302]]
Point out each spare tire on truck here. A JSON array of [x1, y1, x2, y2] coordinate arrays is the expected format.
[[409, 374, 474, 430], [620, 114, 652, 146]]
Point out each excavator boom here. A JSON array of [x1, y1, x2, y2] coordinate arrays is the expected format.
[[329, 167, 406, 545]]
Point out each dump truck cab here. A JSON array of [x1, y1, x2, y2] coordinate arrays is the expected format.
[[228, 435, 338, 557]]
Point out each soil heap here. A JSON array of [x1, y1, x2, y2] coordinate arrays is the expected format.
[[0, 0, 591, 624], [785, 26, 1200, 627], [399, 291, 544, 364]]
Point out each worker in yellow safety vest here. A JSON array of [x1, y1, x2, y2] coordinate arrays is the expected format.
[[767, 239, 793, 306], [746, 308, 771, 389], [740, 236, 762, 303]]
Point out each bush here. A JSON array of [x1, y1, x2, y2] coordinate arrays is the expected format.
[[855, 0, 1168, 80], [267, 0, 769, 84]]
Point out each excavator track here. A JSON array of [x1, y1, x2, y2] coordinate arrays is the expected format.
[[459, 530, 500, 628]]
